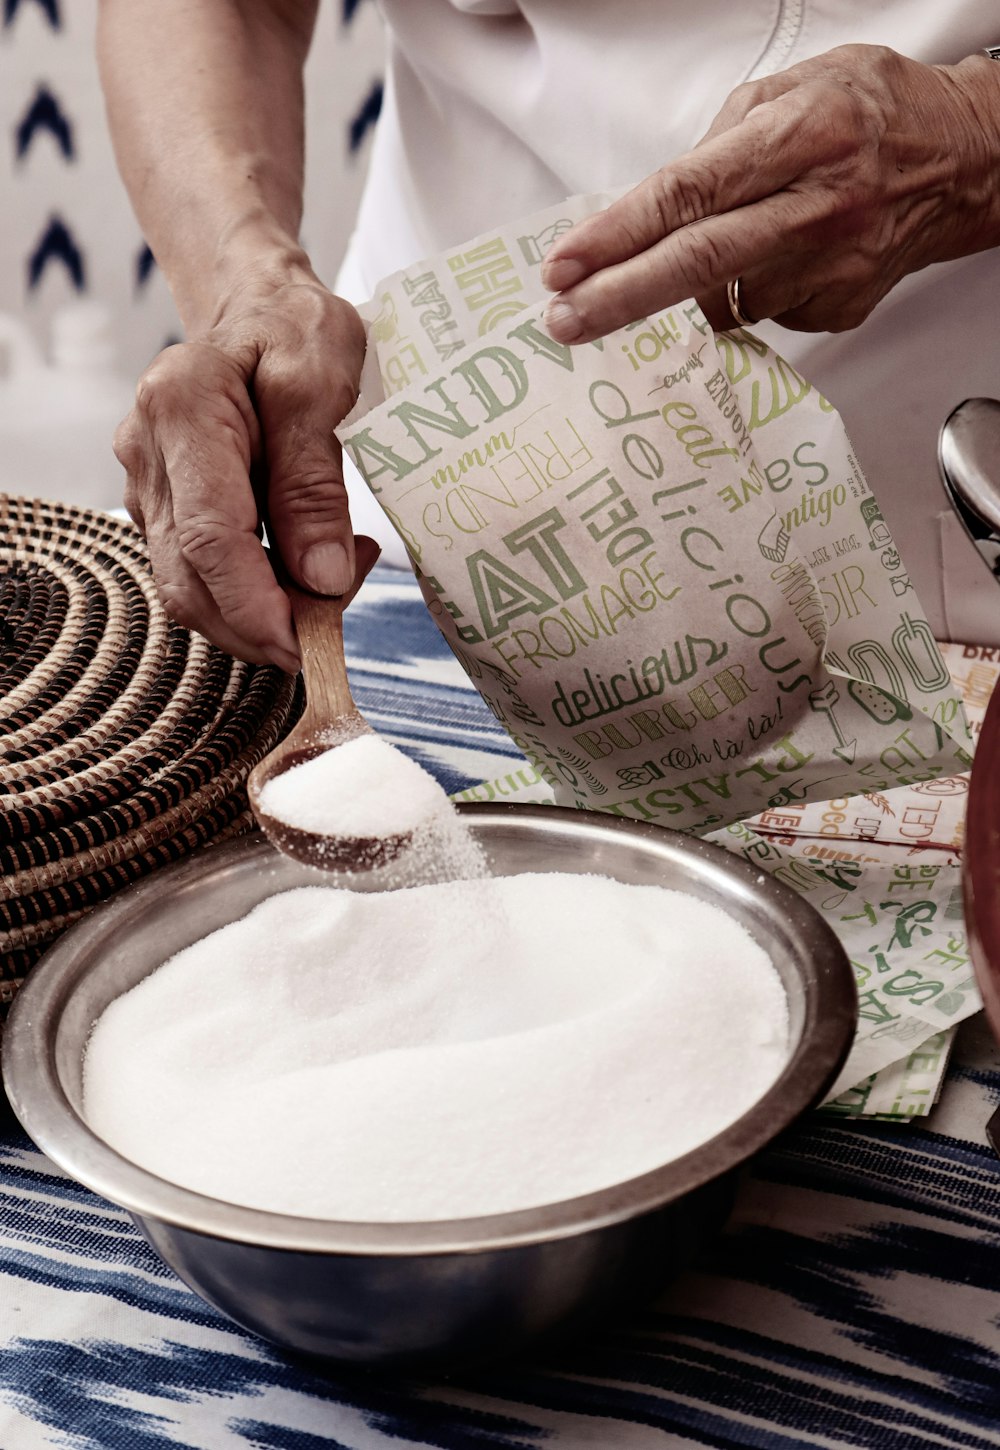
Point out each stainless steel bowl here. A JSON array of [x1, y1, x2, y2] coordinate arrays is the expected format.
[[2, 803, 856, 1365]]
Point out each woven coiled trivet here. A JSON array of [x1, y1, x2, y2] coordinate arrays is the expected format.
[[0, 494, 302, 1009]]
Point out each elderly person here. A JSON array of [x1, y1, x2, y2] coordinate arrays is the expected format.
[[97, 1, 1000, 672]]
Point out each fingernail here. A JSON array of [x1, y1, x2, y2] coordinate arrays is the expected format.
[[541, 255, 585, 291], [272, 647, 302, 675], [301, 541, 352, 595], [544, 299, 583, 342]]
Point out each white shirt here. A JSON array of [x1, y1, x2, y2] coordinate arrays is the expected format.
[[340, 0, 1000, 643]]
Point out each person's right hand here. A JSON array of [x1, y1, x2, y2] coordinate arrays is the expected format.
[[541, 45, 1000, 342], [115, 256, 367, 673]]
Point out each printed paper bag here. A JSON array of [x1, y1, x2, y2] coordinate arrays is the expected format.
[[338, 195, 970, 834]]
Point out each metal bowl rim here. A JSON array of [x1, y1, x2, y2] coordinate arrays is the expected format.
[[2, 803, 857, 1257]]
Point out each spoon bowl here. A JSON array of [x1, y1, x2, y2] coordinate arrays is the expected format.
[[249, 733, 415, 871], [247, 537, 415, 871]]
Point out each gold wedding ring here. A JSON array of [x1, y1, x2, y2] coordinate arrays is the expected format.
[[726, 277, 756, 329]]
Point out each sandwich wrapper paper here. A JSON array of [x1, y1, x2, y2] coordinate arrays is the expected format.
[[338, 191, 980, 1115]]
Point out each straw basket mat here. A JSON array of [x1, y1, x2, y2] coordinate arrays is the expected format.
[[0, 494, 302, 1013]]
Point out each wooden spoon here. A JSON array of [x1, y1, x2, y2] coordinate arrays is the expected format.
[[247, 535, 415, 871]]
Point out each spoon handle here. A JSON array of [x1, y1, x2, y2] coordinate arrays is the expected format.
[[288, 586, 355, 732], [285, 535, 382, 737]]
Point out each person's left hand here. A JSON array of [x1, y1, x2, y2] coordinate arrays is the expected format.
[[541, 44, 1000, 340]]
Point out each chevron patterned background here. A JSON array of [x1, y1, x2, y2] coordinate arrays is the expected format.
[[0, 0, 385, 378]]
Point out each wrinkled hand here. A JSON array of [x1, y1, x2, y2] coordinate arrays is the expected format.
[[542, 45, 997, 340], [115, 261, 367, 671]]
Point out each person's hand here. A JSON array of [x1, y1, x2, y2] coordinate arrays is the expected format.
[[541, 45, 1000, 341], [114, 257, 367, 672]]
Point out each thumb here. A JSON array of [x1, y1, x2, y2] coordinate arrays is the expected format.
[[256, 366, 359, 597], [338, 534, 382, 607]]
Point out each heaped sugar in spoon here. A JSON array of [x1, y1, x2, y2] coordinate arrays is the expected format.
[[247, 536, 457, 873]]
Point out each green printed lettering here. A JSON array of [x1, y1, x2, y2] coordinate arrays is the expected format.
[[750, 355, 812, 429], [773, 858, 823, 894], [503, 509, 587, 601], [504, 317, 577, 371], [856, 990, 902, 1026], [883, 972, 944, 1004], [663, 400, 740, 468], [344, 429, 425, 488], [468, 550, 557, 638], [559, 595, 610, 645], [599, 584, 635, 632], [429, 433, 513, 489], [621, 432, 664, 481], [574, 729, 614, 760], [772, 734, 815, 773], [450, 346, 529, 420], [646, 788, 685, 816]]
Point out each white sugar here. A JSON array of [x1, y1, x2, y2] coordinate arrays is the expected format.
[[257, 733, 488, 881], [258, 734, 451, 839], [82, 874, 789, 1222]]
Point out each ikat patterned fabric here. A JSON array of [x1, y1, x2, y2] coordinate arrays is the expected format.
[[1, 563, 1000, 1448]]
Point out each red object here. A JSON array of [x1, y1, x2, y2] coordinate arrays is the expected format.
[[965, 682, 1000, 1044]]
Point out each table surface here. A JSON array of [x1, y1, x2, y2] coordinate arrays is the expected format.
[[2, 564, 999, 1450]]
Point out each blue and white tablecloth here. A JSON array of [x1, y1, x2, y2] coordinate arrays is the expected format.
[[2, 564, 999, 1450]]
